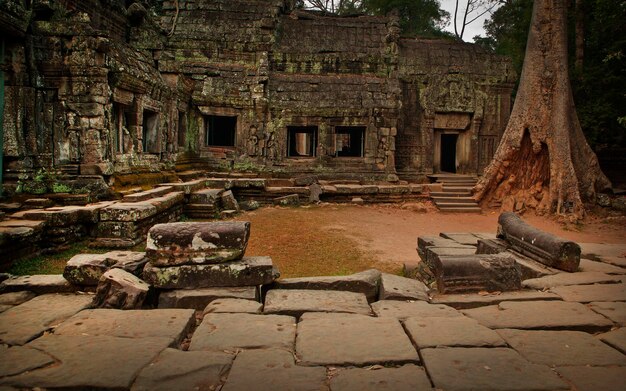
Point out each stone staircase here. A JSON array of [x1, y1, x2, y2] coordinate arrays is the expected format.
[[430, 174, 481, 213]]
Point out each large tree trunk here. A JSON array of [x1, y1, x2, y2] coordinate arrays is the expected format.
[[473, 0, 611, 220]]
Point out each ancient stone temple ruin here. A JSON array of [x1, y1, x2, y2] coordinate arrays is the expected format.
[[0, 0, 515, 193]]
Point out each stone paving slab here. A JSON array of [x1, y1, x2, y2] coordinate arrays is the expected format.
[[158, 286, 257, 310], [371, 300, 462, 320], [296, 313, 419, 366], [378, 273, 430, 301], [264, 289, 371, 318], [403, 316, 506, 348], [0, 345, 54, 377], [555, 366, 626, 391], [600, 256, 626, 268], [53, 309, 196, 346], [497, 329, 626, 366], [579, 243, 626, 259], [0, 292, 35, 306], [550, 282, 626, 302], [431, 290, 561, 309], [598, 328, 626, 354], [131, 348, 233, 391], [271, 269, 381, 302], [1, 335, 171, 389], [203, 298, 263, 314], [189, 313, 296, 352], [0, 294, 92, 345], [0, 275, 76, 294], [578, 258, 626, 274], [221, 348, 327, 391], [522, 272, 622, 289], [421, 347, 570, 391], [330, 364, 432, 391], [589, 301, 626, 325]]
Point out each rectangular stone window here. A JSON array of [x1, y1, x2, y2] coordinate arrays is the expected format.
[[287, 126, 317, 157], [206, 115, 237, 147], [334, 126, 365, 157], [113, 103, 131, 153], [142, 109, 160, 153], [177, 111, 186, 148]]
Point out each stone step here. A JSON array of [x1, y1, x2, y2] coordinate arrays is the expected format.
[[435, 202, 480, 208], [432, 196, 476, 204], [430, 191, 472, 197], [438, 206, 482, 213], [442, 186, 474, 192]]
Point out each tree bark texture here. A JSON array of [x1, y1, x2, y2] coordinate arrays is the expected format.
[[474, 0, 610, 219]]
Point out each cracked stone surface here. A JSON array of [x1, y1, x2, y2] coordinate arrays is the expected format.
[[203, 298, 263, 314], [404, 316, 506, 348], [371, 300, 462, 320], [549, 282, 626, 302], [588, 301, 626, 325], [597, 328, 626, 354], [329, 364, 432, 391], [264, 289, 371, 318], [555, 366, 626, 391], [522, 272, 622, 289], [0, 345, 54, 377]]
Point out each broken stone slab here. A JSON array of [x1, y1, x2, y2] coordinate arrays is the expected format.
[[0, 294, 92, 345], [3, 335, 171, 390], [273, 194, 300, 206], [203, 298, 263, 314], [221, 348, 327, 391], [329, 364, 432, 391], [403, 316, 506, 348], [555, 366, 626, 391], [434, 253, 522, 293], [189, 313, 296, 352], [0, 274, 76, 294], [550, 283, 626, 302], [189, 188, 223, 204], [146, 221, 250, 266], [54, 308, 195, 346], [497, 329, 626, 366], [271, 269, 381, 302], [522, 271, 622, 289], [597, 328, 626, 355], [578, 258, 626, 274], [378, 273, 430, 301], [263, 289, 372, 318], [462, 301, 613, 332], [417, 236, 472, 260], [143, 256, 279, 289], [497, 212, 581, 272], [220, 190, 239, 211], [430, 290, 562, 309], [0, 291, 35, 306], [158, 286, 257, 310], [424, 246, 476, 270], [296, 312, 419, 366], [589, 301, 626, 325], [421, 347, 570, 391], [131, 348, 233, 391], [309, 183, 322, 203], [92, 268, 150, 310], [371, 300, 462, 320], [0, 345, 55, 377], [63, 251, 148, 285]]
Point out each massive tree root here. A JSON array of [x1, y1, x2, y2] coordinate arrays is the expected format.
[[474, 0, 611, 220]]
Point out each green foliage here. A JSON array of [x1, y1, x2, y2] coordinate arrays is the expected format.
[[362, 0, 451, 37], [52, 183, 72, 193]]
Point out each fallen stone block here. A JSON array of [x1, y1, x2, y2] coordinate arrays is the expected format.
[[424, 246, 476, 270], [158, 286, 257, 310], [378, 273, 430, 301], [202, 298, 263, 314], [146, 221, 250, 266], [221, 348, 326, 391], [263, 289, 372, 318], [92, 268, 150, 310], [271, 269, 381, 302], [434, 253, 522, 293], [497, 212, 581, 272], [309, 183, 322, 203], [0, 294, 92, 345], [296, 313, 419, 366], [0, 274, 76, 294], [417, 236, 472, 260], [142, 256, 279, 289], [132, 348, 233, 391], [273, 194, 300, 206], [220, 190, 239, 211], [63, 251, 148, 286], [189, 313, 296, 351]]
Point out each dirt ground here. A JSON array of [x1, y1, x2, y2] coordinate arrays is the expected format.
[[234, 203, 626, 278]]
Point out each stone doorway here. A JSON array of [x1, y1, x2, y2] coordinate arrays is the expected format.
[[440, 133, 458, 173]]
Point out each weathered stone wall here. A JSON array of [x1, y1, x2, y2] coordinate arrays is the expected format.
[[1, 0, 515, 193]]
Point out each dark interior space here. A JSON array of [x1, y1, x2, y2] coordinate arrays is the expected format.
[[441, 133, 458, 173], [206, 115, 237, 147], [288, 126, 318, 157], [335, 126, 365, 157]]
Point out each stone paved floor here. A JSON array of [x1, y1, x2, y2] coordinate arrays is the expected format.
[[1, 244, 625, 390]]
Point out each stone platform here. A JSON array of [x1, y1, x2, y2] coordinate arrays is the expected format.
[[1, 242, 625, 391]]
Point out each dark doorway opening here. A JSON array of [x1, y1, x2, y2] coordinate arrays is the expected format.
[[287, 126, 317, 157], [335, 126, 365, 157], [440, 133, 458, 173], [206, 115, 237, 147]]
